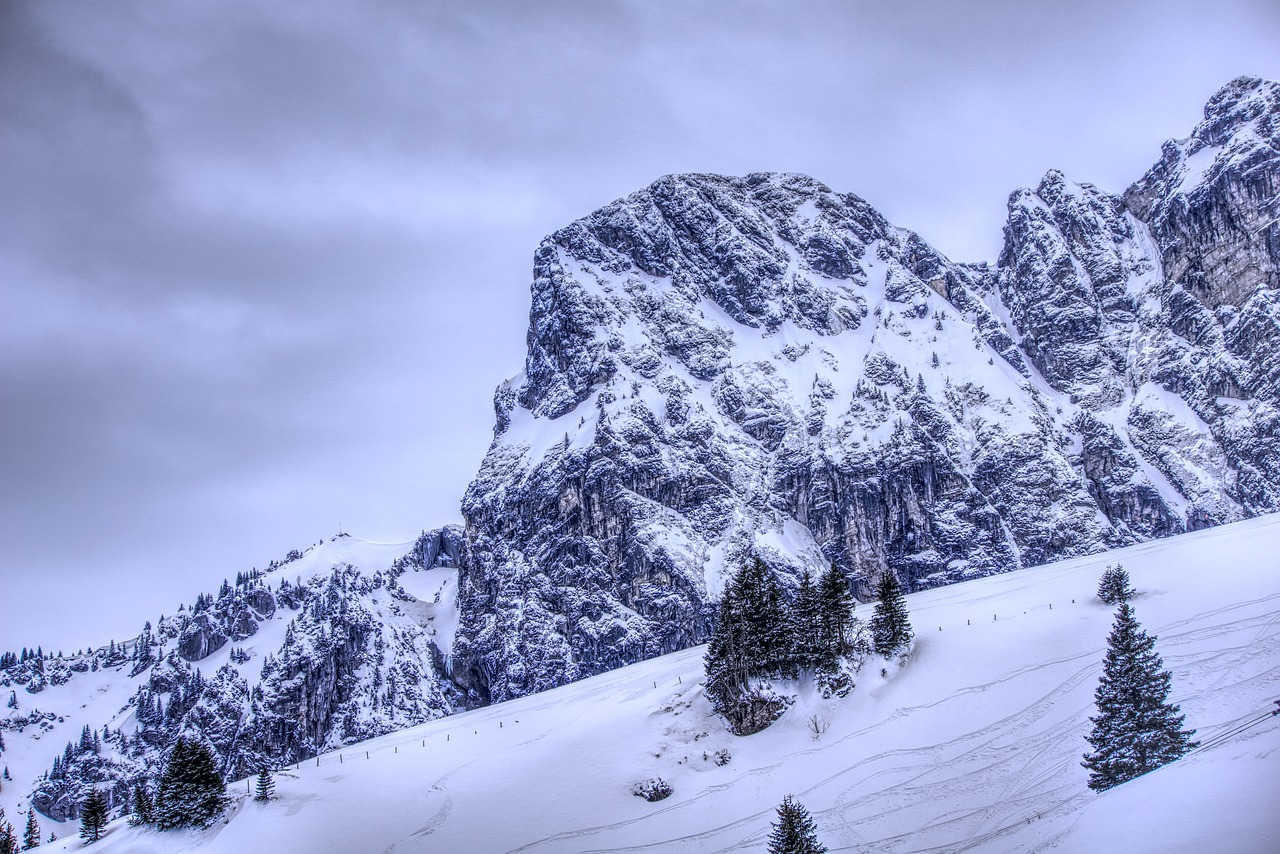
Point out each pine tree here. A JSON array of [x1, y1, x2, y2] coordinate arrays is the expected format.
[[788, 570, 825, 669], [815, 564, 856, 663], [1082, 602, 1198, 791], [1097, 564, 1135, 605], [79, 790, 109, 843], [0, 817, 14, 854], [766, 795, 828, 854], [128, 783, 153, 827], [735, 558, 790, 675], [153, 737, 229, 829], [704, 584, 752, 717], [703, 558, 790, 722], [254, 766, 275, 802], [870, 569, 913, 656], [20, 810, 38, 850]]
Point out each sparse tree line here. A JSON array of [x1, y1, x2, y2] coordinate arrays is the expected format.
[[704, 558, 914, 734], [71, 736, 254, 844], [755, 563, 1197, 852]]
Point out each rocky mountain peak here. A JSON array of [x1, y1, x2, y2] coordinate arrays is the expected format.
[[1124, 77, 1278, 308], [1200, 75, 1278, 143], [454, 78, 1280, 705]]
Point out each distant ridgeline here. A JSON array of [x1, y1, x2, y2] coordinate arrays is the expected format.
[[0, 528, 464, 822], [2, 76, 1278, 826]]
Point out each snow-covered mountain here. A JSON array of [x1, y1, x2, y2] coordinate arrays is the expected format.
[[452, 76, 1280, 704], [3, 76, 1277, 839], [23, 514, 1280, 852], [0, 529, 464, 823]]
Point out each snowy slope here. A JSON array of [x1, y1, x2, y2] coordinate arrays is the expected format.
[[35, 514, 1280, 853]]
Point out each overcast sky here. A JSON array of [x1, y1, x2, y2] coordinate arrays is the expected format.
[[2, 0, 1277, 651]]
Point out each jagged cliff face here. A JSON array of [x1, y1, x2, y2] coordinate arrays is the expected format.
[[454, 77, 1280, 704], [2, 528, 464, 822]]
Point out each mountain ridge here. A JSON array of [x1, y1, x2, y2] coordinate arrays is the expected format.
[[452, 75, 1280, 703], [2, 75, 1277, 828]]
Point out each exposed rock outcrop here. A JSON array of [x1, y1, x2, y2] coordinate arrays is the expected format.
[[454, 79, 1280, 704]]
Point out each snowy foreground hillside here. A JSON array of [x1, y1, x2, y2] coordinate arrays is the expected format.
[[41, 516, 1280, 852]]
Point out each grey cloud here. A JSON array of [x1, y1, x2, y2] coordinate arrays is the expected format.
[[2, 0, 1277, 647]]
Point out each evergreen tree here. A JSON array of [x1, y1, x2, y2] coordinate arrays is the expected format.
[[153, 737, 229, 829], [1097, 564, 1135, 605], [254, 766, 276, 802], [766, 795, 828, 854], [79, 790, 109, 843], [816, 564, 856, 662], [704, 585, 752, 717], [1082, 602, 1198, 791], [0, 817, 14, 854], [20, 810, 38, 850], [703, 558, 790, 715], [128, 783, 153, 827], [870, 569, 913, 656], [736, 558, 790, 675], [788, 570, 825, 669]]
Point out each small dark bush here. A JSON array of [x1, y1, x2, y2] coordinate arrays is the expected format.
[[631, 778, 672, 802]]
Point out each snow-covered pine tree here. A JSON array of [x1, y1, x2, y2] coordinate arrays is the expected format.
[[704, 582, 752, 717], [254, 766, 275, 802], [737, 558, 790, 676], [128, 782, 153, 827], [704, 558, 793, 731], [1082, 602, 1198, 791], [788, 570, 824, 670], [21, 810, 38, 850], [153, 737, 229, 829], [870, 569, 913, 656], [1097, 564, 1135, 605], [766, 795, 828, 854], [0, 815, 14, 854], [79, 790, 108, 843], [816, 564, 856, 662]]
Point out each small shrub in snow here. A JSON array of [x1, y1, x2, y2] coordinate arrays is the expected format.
[[631, 778, 672, 802]]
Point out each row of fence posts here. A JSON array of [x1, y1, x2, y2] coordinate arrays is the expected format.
[[237, 599, 1088, 784], [933, 599, 1077, 632]]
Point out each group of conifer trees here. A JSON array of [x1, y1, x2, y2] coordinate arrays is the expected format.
[[762, 564, 1199, 850], [0, 806, 49, 853], [137, 737, 230, 830], [704, 559, 913, 728], [74, 738, 277, 844]]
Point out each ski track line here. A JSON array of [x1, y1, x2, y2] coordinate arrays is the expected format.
[[382, 778, 456, 853], [821, 599, 1274, 852]]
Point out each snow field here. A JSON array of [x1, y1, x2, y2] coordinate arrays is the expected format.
[[37, 514, 1280, 853]]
